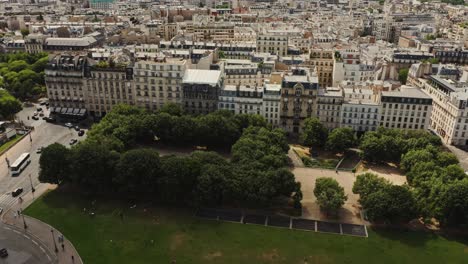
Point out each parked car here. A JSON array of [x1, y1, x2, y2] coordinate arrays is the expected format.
[[0, 248, 7, 258], [11, 188, 23, 197], [39, 112, 44, 117], [0, 207, 3, 215], [78, 130, 85, 137], [36, 107, 43, 112], [33, 112, 38, 116], [32, 116, 39, 120], [74, 126, 80, 131], [65, 123, 73, 128], [45, 117, 56, 123], [36, 147, 43, 154], [69, 139, 78, 145]]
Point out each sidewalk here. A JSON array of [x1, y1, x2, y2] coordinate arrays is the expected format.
[[1, 183, 83, 264]]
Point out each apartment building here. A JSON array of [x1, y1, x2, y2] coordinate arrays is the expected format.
[[192, 22, 235, 42], [224, 60, 264, 87], [414, 75, 468, 145], [280, 68, 320, 133], [84, 63, 135, 117], [262, 83, 282, 127], [256, 34, 288, 57], [133, 57, 186, 111], [182, 69, 223, 114], [45, 54, 87, 110], [317, 87, 343, 130], [341, 88, 380, 132], [309, 48, 334, 88], [218, 85, 263, 115], [380, 86, 432, 130]]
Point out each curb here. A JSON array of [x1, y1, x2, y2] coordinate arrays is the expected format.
[[2, 222, 58, 263], [22, 215, 84, 264]]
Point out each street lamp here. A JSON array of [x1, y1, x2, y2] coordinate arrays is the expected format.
[[51, 229, 58, 253], [20, 209, 27, 230], [28, 174, 35, 199]]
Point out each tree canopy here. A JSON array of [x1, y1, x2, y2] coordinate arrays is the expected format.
[[0, 89, 22, 119], [325, 127, 356, 153], [314, 177, 347, 213], [300, 117, 328, 147]]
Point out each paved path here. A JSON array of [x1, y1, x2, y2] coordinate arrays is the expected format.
[[2, 184, 83, 264], [445, 144, 468, 171], [288, 147, 304, 167]]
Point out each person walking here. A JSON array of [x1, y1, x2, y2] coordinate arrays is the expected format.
[[61, 243, 65, 251], [71, 255, 74, 263]]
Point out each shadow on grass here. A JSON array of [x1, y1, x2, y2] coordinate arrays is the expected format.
[[371, 226, 468, 248]]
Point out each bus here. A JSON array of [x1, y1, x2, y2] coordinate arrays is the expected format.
[[10, 153, 31, 176]]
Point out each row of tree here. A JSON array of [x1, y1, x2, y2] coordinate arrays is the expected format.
[[359, 127, 441, 163], [0, 89, 22, 120], [300, 118, 357, 153], [87, 104, 269, 151], [40, 109, 301, 208], [0, 52, 48, 99]]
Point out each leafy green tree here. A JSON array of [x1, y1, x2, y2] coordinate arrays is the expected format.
[[300, 117, 328, 147], [8, 60, 29, 72], [115, 148, 161, 195], [158, 102, 184, 116], [436, 179, 468, 227], [325, 127, 356, 153], [195, 164, 233, 206], [20, 29, 29, 37], [70, 142, 120, 193], [159, 156, 201, 204], [400, 148, 434, 172], [436, 152, 458, 167], [0, 89, 22, 119], [38, 143, 72, 184], [352, 173, 389, 203], [362, 185, 417, 223], [314, 178, 347, 213], [398, 68, 409, 84], [407, 161, 440, 186], [31, 57, 48, 73]]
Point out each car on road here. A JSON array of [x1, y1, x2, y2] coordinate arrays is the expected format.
[[0, 248, 7, 258], [44, 117, 56, 123], [74, 126, 80, 131], [39, 112, 44, 117], [65, 123, 73, 128], [39, 101, 48, 106], [32, 116, 39, 120], [36, 107, 43, 112], [11, 188, 23, 197], [36, 147, 43, 154], [69, 139, 78, 145], [0, 207, 3, 215], [33, 112, 38, 116], [78, 130, 85, 137]]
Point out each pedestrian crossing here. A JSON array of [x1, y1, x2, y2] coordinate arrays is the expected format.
[[0, 186, 32, 210]]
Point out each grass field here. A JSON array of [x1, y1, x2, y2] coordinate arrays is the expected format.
[[25, 190, 468, 264], [0, 134, 24, 154]]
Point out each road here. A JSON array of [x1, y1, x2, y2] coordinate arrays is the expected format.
[[0, 103, 85, 212], [0, 224, 53, 264]]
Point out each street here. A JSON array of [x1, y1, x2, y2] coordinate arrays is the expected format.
[[0, 103, 84, 212], [0, 224, 53, 264]]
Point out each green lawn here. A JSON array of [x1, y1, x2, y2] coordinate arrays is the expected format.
[[25, 191, 468, 264], [0, 134, 24, 154]]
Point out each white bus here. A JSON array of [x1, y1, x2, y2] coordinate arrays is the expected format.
[[10, 153, 31, 176]]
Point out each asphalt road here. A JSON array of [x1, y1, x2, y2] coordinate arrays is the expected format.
[[0, 104, 85, 211], [0, 224, 53, 264]]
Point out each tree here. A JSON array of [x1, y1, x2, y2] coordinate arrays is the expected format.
[[398, 68, 409, 84], [362, 185, 417, 223], [400, 148, 433, 172], [114, 148, 161, 195], [325, 127, 356, 153], [158, 102, 184, 116], [37, 14, 44, 21], [31, 57, 48, 73], [20, 29, 29, 38], [314, 178, 347, 213], [0, 90, 22, 119], [38, 143, 72, 184], [70, 142, 120, 193], [436, 179, 468, 227], [436, 152, 458, 168], [158, 156, 201, 204], [195, 164, 233, 206], [300, 117, 328, 147], [8, 60, 29, 72], [425, 34, 436, 40], [352, 173, 389, 203]]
